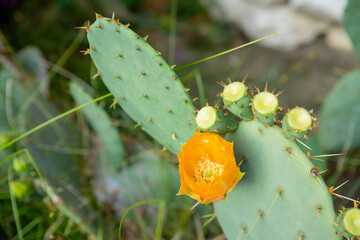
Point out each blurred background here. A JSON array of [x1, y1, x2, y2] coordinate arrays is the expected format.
[[0, 0, 359, 239]]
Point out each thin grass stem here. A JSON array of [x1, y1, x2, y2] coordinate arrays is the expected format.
[[0, 93, 112, 151], [118, 199, 165, 240], [175, 32, 279, 70], [8, 167, 24, 240], [194, 68, 206, 107]]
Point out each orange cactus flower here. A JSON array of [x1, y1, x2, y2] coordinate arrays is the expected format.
[[177, 132, 244, 204]]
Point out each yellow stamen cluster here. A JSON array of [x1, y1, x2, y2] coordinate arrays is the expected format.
[[194, 158, 224, 184]]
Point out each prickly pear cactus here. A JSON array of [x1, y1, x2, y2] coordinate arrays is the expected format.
[[86, 15, 196, 153], [214, 120, 338, 239], [85, 15, 340, 240]]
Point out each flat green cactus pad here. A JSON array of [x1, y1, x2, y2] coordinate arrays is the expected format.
[[318, 69, 360, 152], [214, 120, 338, 240], [344, 0, 360, 56], [87, 16, 196, 154]]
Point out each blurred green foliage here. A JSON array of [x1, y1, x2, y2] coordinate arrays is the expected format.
[[0, 0, 360, 239]]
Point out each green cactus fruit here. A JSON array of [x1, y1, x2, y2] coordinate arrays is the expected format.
[[214, 120, 338, 240], [222, 81, 253, 120], [13, 155, 29, 173], [196, 106, 238, 133], [252, 91, 279, 126], [10, 180, 31, 199], [86, 16, 196, 154], [282, 107, 313, 140], [335, 208, 360, 238]]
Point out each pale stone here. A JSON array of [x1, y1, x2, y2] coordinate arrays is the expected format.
[[202, 0, 329, 51], [242, 6, 330, 51], [325, 27, 354, 52], [243, 0, 287, 5], [290, 0, 348, 23]]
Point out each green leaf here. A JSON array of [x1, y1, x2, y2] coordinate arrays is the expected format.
[[70, 82, 125, 169], [318, 69, 360, 151], [344, 0, 360, 56]]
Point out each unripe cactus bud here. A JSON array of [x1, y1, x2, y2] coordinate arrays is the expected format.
[[282, 107, 313, 140], [222, 82, 253, 121], [252, 92, 279, 125], [335, 208, 360, 238], [196, 106, 237, 133]]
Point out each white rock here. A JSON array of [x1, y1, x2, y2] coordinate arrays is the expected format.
[[201, 0, 248, 24], [290, 0, 348, 23], [242, 6, 329, 51], [325, 27, 354, 52], [243, 0, 287, 5], [202, 0, 329, 51]]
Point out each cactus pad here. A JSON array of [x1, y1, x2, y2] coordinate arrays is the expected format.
[[87, 16, 196, 154], [344, 0, 360, 56], [214, 120, 338, 240], [318, 69, 360, 152]]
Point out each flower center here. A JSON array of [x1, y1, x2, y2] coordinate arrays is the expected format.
[[194, 158, 224, 184]]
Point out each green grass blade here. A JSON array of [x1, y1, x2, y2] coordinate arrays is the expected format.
[[11, 217, 42, 240], [44, 214, 66, 240], [194, 68, 206, 107], [1, 149, 51, 207], [118, 199, 165, 240], [8, 167, 24, 240], [0, 93, 112, 151], [0, 30, 25, 73], [175, 32, 279, 70], [2, 147, 99, 236]]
